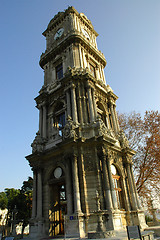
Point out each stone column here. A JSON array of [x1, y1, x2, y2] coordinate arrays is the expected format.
[[37, 169, 43, 219], [39, 106, 43, 136], [87, 84, 94, 122], [66, 159, 73, 215], [42, 104, 47, 138], [72, 154, 82, 214], [106, 112, 111, 129], [71, 84, 78, 123], [126, 163, 138, 210], [106, 159, 118, 209], [110, 103, 117, 133], [130, 165, 141, 209], [71, 44, 76, 68], [78, 44, 83, 68], [79, 148, 89, 214], [95, 67, 100, 80], [77, 83, 83, 124], [94, 148, 104, 209], [101, 66, 106, 83], [81, 48, 87, 68], [32, 169, 37, 218], [66, 89, 72, 117], [113, 105, 120, 132], [81, 83, 88, 123], [120, 166, 131, 211], [69, 13, 74, 29], [92, 88, 98, 120], [101, 152, 113, 210], [62, 56, 66, 75], [50, 113, 53, 128], [52, 66, 56, 82]]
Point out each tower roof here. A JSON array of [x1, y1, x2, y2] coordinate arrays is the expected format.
[[43, 6, 98, 37]]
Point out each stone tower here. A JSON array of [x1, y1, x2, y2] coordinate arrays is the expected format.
[[26, 6, 146, 239]]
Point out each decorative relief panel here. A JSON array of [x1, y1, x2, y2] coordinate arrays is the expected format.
[[84, 153, 95, 171], [62, 116, 78, 139], [31, 131, 46, 153]]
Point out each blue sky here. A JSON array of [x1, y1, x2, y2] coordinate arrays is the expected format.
[[0, 0, 160, 192]]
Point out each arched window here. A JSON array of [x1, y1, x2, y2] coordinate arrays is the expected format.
[[56, 63, 63, 80], [53, 102, 65, 136], [111, 164, 124, 209], [97, 102, 107, 126]]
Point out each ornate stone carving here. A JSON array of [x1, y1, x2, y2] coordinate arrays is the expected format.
[[49, 127, 59, 140], [62, 115, 78, 139], [95, 116, 114, 138], [118, 130, 129, 148], [31, 131, 46, 153], [84, 153, 95, 171]]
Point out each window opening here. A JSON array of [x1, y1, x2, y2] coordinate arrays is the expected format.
[[57, 113, 65, 136], [97, 102, 107, 127], [111, 165, 124, 209], [56, 63, 63, 79], [53, 102, 65, 137], [89, 63, 96, 78]]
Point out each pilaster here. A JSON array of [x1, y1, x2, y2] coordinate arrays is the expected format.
[[110, 102, 118, 133], [71, 84, 78, 123], [77, 83, 83, 124], [42, 104, 47, 138], [66, 158, 73, 215], [31, 169, 37, 219], [37, 169, 43, 219], [72, 153, 82, 214], [126, 163, 138, 210], [39, 106, 43, 136], [87, 82, 95, 122], [66, 89, 72, 117], [101, 149, 113, 210]]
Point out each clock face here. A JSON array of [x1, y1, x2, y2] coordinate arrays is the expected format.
[[54, 28, 64, 40], [82, 28, 90, 40], [54, 167, 62, 178]]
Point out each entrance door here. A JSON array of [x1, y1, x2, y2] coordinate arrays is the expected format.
[[49, 183, 67, 236]]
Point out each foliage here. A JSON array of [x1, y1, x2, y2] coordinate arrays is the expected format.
[[118, 110, 160, 204], [0, 192, 8, 210], [16, 177, 33, 233], [0, 177, 33, 235]]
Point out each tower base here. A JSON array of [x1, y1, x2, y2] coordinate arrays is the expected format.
[[64, 214, 86, 238]]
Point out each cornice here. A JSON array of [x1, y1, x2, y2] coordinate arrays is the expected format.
[[39, 31, 106, 68], [107, 90, 118, 102], [43, 6, 98, 37]]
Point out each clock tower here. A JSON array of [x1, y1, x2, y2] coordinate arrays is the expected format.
[[26, 6, 147, 239]]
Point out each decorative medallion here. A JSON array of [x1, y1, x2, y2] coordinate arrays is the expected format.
[[54, 167, 62, 178]]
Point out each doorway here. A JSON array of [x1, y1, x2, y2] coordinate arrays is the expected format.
[[49, 182, 67, 236]]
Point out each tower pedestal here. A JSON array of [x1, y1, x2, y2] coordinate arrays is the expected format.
[[65, 214, 85, 238]]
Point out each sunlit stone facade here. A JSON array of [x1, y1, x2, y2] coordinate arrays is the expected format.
[[26, 6, 147, 239]]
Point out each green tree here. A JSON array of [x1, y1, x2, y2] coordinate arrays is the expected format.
[[0, 177, 33, 236], [0, 192, 8, 210], [16, 177, 33, 235]]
